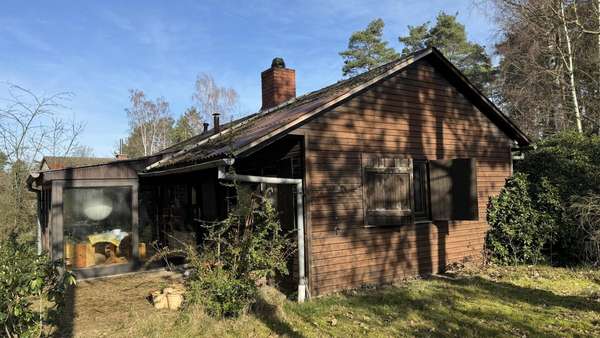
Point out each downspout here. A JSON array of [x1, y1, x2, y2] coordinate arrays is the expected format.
[[27, 172, 42, 255], [217, 165, 307, 302], [36, 194, 42, 255]]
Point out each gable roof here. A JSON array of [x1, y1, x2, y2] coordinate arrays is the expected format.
[[146, 48, 530, 172], [40, 156, 114, 171]]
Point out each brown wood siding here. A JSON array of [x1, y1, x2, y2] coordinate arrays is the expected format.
[[297, 60, 512, 296]]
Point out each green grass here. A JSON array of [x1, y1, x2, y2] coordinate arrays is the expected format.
[[57, 265, 600, 337]]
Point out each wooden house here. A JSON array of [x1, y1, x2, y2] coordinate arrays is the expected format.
[[28, 48, 530, 300]]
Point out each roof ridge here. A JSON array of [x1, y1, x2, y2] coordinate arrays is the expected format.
[[255, 50, 425, 117]]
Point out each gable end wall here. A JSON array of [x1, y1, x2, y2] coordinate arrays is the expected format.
[[297, 59, 513, 295]]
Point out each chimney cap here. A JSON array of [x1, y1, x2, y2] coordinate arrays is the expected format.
[[271, 57, 286, 68]]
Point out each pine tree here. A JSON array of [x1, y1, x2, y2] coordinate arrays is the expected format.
[[172, 107, 203, 143], [399, 12, 494, 93], [339, 19, 399, 77]]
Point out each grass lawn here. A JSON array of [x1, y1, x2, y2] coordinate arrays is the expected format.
[[55, 265, 600, 337]]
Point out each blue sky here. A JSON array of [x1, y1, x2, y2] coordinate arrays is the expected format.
[[0, 1, 497, 156]]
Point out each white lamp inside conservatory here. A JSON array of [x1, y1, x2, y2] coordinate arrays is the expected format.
[[83, 193, 113, 221]]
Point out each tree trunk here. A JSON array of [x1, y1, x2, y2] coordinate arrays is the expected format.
[[560, 1, 583, 133], [597, 0, 600, 100]]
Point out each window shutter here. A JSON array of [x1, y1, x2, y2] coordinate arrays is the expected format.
[[429, 158, 478, 221], [362, 154, 413, 226]]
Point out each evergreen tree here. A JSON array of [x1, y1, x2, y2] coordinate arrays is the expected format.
[[399, 12, 494, 93], [339, 19, 399, 77], [172, 107, 203, 143]]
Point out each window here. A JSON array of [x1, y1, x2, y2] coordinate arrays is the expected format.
[[413, 160, 430, 221], [63, 187, 132, 269], [362, 155, 413, 226], [362, 155, 479, 226]]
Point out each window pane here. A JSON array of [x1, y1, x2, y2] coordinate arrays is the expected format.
[[63, 187, 132, 269], [413, 162, 429, 219], [414, 166, 424, 212]]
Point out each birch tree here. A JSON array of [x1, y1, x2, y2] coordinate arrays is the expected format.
[[488, 0, 600, 137], [0, 83, 86, 237], [193, 73, 239, 126], [125, 89, 173, 156]]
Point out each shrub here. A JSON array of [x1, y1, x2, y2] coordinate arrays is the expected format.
[[569, 194, 600, 265], [517, 131, 600, 200], [517, 131, 600, 263], [183, 183, 295, 318], [486, 132, 600, 265], [188, 268, 256, 318], [485, 173, 560, 265], [0, 234, 75, 337]]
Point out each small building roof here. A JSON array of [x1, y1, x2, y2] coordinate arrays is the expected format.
[[40, 156, 114, 171]]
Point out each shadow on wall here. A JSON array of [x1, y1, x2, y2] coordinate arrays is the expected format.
[[307, 58, 509, 294]]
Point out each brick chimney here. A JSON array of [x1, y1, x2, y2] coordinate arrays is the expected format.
[[261, 57, 296, 110]]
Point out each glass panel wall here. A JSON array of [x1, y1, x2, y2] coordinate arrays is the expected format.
[[63, 186, 132, 269], [139, 185, 159, 261]]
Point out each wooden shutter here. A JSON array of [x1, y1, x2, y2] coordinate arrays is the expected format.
[[362, 154, 413, 226], [429, 158, 478, 221]]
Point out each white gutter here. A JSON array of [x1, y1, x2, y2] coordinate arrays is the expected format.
[[217, 166, 307, 302]]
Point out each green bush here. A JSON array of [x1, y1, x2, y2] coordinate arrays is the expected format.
[[182, 183, 295, 318], [486, 132, 600, 265], [517, 131, 600, 200], [569, 194, 600, 265], [485, 174, 560, 265], [517, 131, 600, 263], [188, 268, 256, 318], [0, 234, 75, 337]]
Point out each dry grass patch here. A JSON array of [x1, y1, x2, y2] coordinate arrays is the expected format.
[[54, 270, 182, 337]]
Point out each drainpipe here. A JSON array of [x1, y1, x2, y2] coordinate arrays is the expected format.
[[36, 194, 42, 255], [217, 165, 307, 302], [27, 172, 42, 255]]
